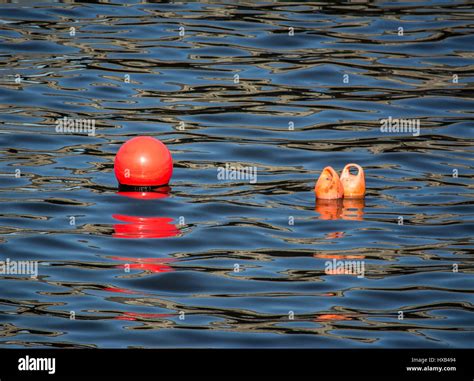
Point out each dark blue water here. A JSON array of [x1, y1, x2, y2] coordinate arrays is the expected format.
[[0, 1, 473, 348]]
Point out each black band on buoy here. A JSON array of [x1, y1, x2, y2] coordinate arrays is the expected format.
[[118, 183, 171, 193]]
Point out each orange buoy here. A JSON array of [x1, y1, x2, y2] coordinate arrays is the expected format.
[[340, 163, 365, 198], [314, 166, 344, 200], [114, 136, 173, 187]]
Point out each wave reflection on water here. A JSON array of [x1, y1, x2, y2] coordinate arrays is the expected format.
[[0, 1, 473, 348]]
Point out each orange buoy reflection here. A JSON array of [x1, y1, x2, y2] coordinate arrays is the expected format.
[[341, 198, 365, 221], [324, 231, 345, 239], [313, 252, 366, 275], [315, 314, 353, 321], [315, 199, 343, 220], [315, 198, 365, 221]]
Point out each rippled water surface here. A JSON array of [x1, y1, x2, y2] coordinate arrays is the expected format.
[[0, 1, 473, 348]]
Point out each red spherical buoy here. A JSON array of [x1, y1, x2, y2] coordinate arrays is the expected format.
[[114, 136, 173, 187]]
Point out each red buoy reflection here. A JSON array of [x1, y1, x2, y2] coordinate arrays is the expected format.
[[111, 256, 176, 274], [112, 214, 180, 239], [113, 187, 181, 239]]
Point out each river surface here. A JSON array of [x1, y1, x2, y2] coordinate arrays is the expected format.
[[0, 1, 473, 348]]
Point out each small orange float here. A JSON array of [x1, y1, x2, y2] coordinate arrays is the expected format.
[[340, 163, 365, 198], [314, 166, 344, 200]]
